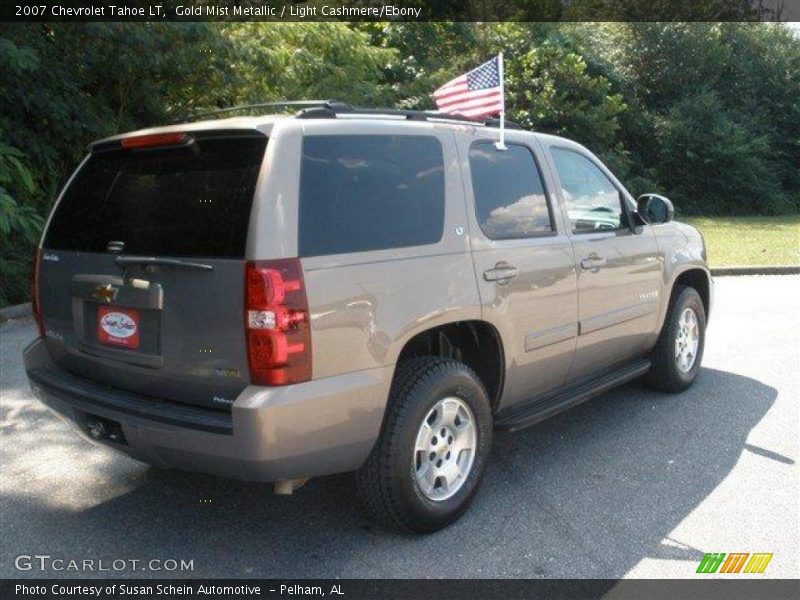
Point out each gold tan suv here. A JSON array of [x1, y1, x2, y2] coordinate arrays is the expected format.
[[25, 102, 711, 532]]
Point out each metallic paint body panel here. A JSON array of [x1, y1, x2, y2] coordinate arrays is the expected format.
[[525, 322, 580, 352], [25, 338, 391, 481], [37, 252, 251, 409], [294, 123, 482, 379], [537, 135, 663, 378], [455, 131, 579, 411]]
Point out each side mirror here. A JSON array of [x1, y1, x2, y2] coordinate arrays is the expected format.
[[637, 194, 674, 224]]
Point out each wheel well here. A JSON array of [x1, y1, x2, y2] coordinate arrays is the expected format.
[[674, 269, 710, 316], [396, 321, 504, 410]]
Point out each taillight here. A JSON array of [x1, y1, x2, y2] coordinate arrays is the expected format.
[[245, 259, 311, 386], [30, 248, 44, 338]]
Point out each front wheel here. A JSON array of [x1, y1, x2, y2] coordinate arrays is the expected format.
[[644, 285, 706, 393], [356, 357, 493, 533]]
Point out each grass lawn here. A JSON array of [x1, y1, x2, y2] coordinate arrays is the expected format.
[[682, 216, 800, 267]]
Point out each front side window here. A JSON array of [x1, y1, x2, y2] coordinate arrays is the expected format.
[[550, 148, 626, 232], [469, 142, 553, 240], [298, 135, 445, 257]]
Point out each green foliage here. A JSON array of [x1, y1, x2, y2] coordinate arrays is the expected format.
[[0, 24, 236, 306], [0, 241, 32, 308], [0, 134, 45, 307], [654, 90, 785, 215], [219, 24, 398, 107], [501, 25, 627, 155], [604, 23, 800, 215], [357, 23, 482, 109], [1, 22, 799, 306], [0, 135, 41, 226]]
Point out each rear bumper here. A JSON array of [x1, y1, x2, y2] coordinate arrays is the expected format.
[[24, 338, 391, 482]]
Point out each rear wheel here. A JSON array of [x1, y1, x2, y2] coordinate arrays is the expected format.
[[356, 357, 493, 533], [644, 285, 706, 392]]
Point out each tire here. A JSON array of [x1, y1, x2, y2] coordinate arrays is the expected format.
[[356, 357, 493, 533], [644, 285, 706, 393]]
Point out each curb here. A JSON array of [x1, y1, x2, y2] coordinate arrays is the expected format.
[[0, 302, 32, 322], [710, 265, 800, 276]]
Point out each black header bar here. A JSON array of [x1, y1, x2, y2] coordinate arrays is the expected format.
[[4, 579, 800, 600], [2, 0, 800, 23]]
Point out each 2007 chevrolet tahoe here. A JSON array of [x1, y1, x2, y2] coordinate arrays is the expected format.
[[24, 101, 712, 532]]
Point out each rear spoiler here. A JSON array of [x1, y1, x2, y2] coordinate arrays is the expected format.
[[90, 128, 266, 153]]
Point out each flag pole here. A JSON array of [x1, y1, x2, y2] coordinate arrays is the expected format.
[[496, 52, 507, 150]]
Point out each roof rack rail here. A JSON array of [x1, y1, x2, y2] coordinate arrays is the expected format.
[[174, 100, 340, 123], [173, 99, 524, 130], [296, 103, 524, 130]]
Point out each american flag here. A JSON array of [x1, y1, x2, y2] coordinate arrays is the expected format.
[[433, 55, 504, 119]]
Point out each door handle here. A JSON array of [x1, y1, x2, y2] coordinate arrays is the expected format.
[[484, 264, 518, 283], [580, 255, 607, 270]]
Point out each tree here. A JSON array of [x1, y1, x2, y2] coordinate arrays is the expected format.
[[606, 23, 800, 213], [220, 23, 398, 106], [0, 24, 234, 305]]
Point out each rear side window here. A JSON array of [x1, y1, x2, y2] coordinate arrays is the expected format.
[[469, 142, 553, 240], [298, 135, 445, 257], [44, 135, 267, 258]]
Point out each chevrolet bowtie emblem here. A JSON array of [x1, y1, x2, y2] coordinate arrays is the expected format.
[[92, 284, 118, 303]]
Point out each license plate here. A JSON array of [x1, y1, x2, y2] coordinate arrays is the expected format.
[[97, 306, 140, 349]]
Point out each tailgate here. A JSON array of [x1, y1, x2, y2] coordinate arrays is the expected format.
[[38, 131, 267, 411]]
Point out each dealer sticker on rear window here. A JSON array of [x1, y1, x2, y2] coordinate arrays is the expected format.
[[97, 306, 140, 349]]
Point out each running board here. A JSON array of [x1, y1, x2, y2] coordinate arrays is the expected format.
[[494, 358, 652, 432]]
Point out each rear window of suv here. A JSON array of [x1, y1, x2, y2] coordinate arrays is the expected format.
[[44, 134, 267, 258], [298, 135, 445, 257]]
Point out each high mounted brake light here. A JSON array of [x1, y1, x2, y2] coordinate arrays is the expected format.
[[120, 132, 190, 149], [245, 259, 311, 386]]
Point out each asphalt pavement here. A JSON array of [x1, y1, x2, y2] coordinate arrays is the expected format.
[[1, 276, 797, 579]]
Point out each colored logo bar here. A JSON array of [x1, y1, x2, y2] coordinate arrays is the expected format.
[[697, 553, 773, 574]]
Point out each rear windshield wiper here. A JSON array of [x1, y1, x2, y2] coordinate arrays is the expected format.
[[114, 256, 214, 271]]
